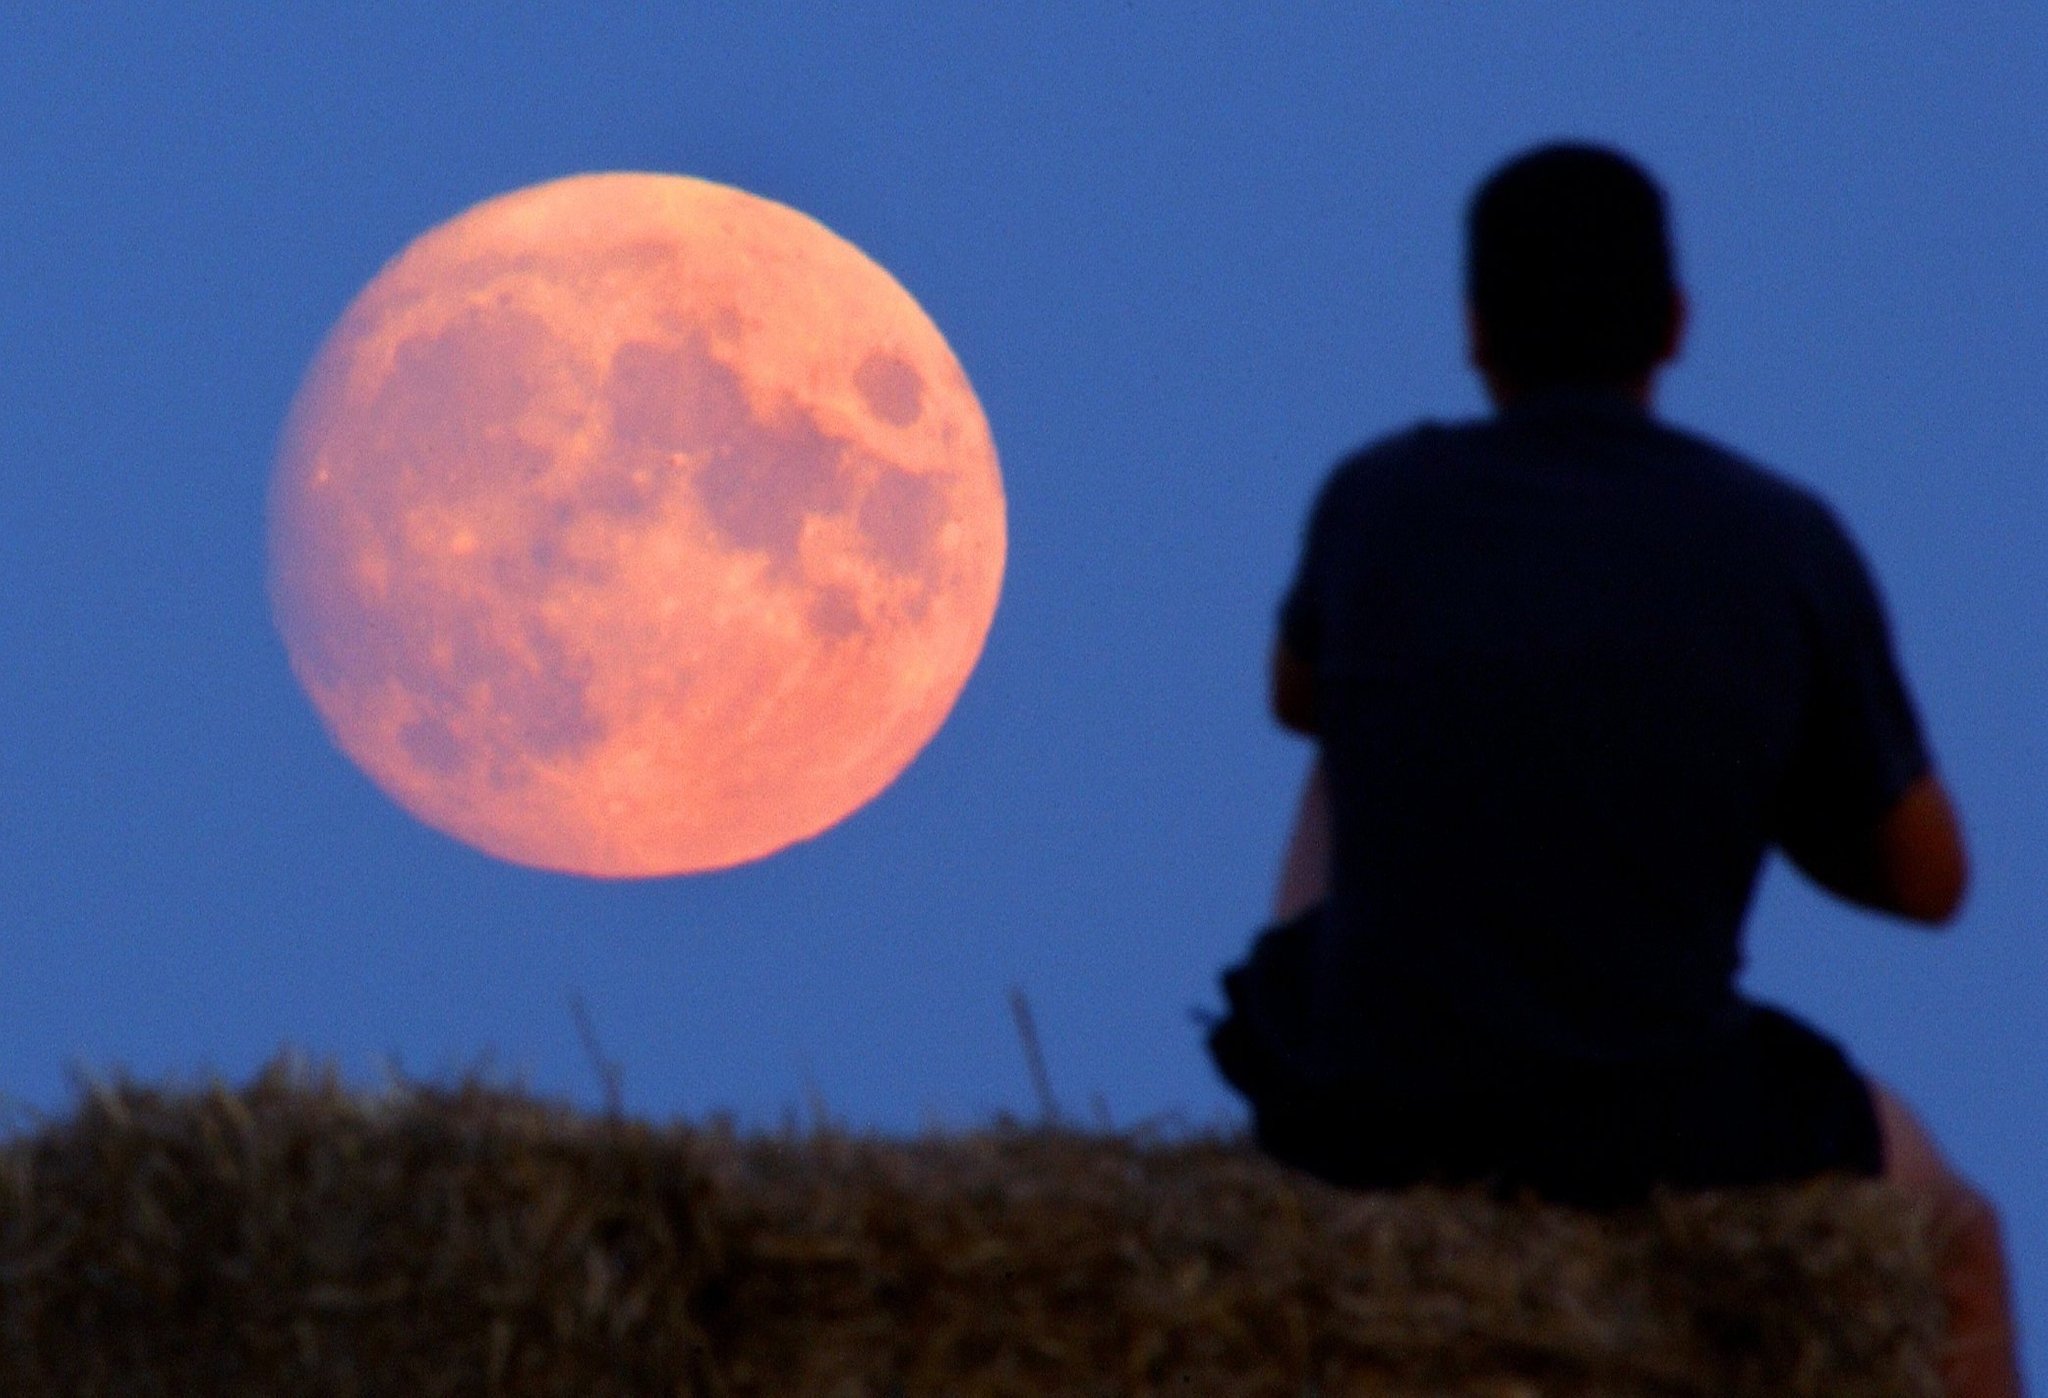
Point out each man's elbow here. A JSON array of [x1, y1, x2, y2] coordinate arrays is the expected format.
[[1895, 845, 1968, 926], [1270, 647, 1318, 736], [1883, 774, 1970, 926], [1273, 690, 1318, 737]]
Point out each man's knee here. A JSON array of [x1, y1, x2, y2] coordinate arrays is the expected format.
[[1869, 1080, 2015, 1290], [1871, 1077, 1966, 1194], [1928, 1173, 2011, 1284], [1936, 1169, 2004, 1234]]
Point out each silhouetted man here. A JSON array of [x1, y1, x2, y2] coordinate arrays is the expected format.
[[1206, 143, 2020, 1398]]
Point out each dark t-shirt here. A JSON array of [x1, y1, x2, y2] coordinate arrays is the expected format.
[[1271, 387, 1928, 1100]]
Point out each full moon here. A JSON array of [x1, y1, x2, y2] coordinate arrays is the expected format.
[[269, 173, 1005, 877]]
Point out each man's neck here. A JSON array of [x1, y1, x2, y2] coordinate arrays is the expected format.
[[1484, 371, 1656, 412]]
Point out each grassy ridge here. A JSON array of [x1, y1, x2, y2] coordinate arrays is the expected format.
[[0, 1049, 1942, 1396]]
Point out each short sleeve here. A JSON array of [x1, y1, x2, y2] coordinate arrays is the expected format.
[[1776, 507, 1931, 841], [1278, 474, 1339, 664]]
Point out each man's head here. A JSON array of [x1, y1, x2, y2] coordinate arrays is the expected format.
[[1465, 142, 1684, 401]]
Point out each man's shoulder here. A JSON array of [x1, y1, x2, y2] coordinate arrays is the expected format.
[[1314, 418, 1461, 500], [1649, 418, 1831, 510], [1645, 419, 1869, 570], [1421, 413, 1829, 515], [1313, 410, 1851, 544]]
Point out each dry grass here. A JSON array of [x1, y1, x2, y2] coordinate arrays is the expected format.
[[0, 1042, 1944, 1397]]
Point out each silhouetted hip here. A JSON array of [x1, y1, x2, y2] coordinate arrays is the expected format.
[[1207, 909, 1883, 1209]]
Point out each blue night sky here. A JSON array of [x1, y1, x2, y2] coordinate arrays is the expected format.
[[3, 5, 2042, 1376]]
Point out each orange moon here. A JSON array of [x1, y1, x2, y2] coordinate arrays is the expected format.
[[268, 173, 1005, 877]]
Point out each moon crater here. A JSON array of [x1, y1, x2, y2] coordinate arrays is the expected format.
[[270, 173, 1004, 876]]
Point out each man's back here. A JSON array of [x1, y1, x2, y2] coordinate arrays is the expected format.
[[1275, 387, 1928, 1093], [1210, 143, 2019, 1394]]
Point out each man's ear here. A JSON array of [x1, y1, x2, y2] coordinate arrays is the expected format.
[[1467, 304, 1518, 407], [1658, 288, 1689, 366], [1465, 302, 1490, 371]]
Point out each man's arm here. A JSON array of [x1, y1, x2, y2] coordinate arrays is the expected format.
[[1781, 770, 1970, 926], [1772, 502, 1965, 926], [1271, 642, 1317, 737]]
